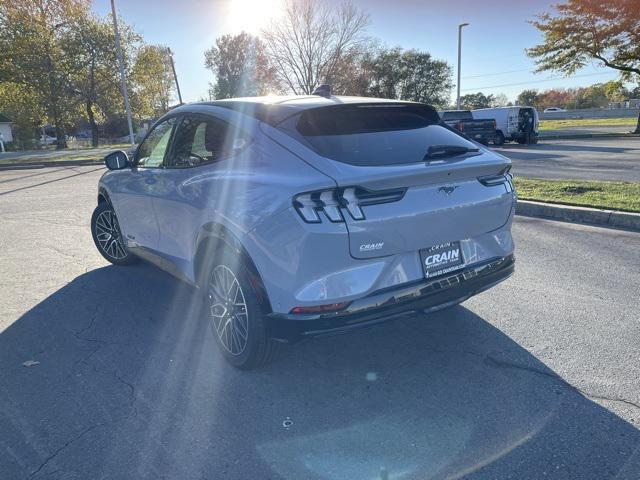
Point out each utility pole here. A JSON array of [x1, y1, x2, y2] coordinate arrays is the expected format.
[[456, 23, 469, 110], [166, 48, 183, 105], [110, 0, 135, 146]]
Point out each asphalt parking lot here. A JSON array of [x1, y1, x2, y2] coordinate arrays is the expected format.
[[1, 165, 639, 479], [496, 136, 640, 182]]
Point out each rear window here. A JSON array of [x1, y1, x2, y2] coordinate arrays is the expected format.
[[441, 111, 472, 121], [279, 104, 477, 166]]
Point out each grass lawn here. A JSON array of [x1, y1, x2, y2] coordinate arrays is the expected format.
[[539, 117, 638, 130], [514, 178, 640, 213], [0, 143, 131, 165]]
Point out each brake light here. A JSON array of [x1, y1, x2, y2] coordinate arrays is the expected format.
[[456, 122, 465, 132], [293, 187, 406, 223], [478, 166, 512, 186]]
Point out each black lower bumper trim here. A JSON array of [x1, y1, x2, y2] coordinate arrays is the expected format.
[[267, 254, 515, 341]]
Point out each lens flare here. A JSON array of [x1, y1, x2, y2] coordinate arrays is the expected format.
[[227, 0, 282, 34]]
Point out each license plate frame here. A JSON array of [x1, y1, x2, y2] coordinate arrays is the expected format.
[[419, 241, 464, 278]]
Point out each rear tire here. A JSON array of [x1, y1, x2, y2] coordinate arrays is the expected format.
[[203, 245, 273, 369], [493, 131, 505, 146], [91, 202, 137, 266]]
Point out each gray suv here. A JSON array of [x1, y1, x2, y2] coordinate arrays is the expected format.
[[92, 95, 516, 369]]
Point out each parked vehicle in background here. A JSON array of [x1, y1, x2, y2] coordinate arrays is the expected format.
[[543, 107, 566, 113], [440, 110, 497, 145], [92, 95, 516, 369], [39, 134, 56, 145], [473, 106, 539, 145]]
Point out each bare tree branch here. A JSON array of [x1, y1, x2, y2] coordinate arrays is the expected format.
[[261, 0, 370, 94]]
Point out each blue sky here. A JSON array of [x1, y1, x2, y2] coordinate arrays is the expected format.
[[95, 0, 621, 103]]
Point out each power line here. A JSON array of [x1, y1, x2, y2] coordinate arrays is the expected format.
[[461, 71, 615, 92], [462, 68, 533, 79]]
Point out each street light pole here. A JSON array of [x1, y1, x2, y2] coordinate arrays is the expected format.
[[110, 0, 135, 146], [456, 22, 469, 110], [166, 48, 183, 105]]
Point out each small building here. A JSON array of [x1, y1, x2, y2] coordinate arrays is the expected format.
[[608, 99, 640, 109], [0, 114, 13, 143]]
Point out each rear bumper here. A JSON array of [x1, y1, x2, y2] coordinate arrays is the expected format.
[[267, 254, 514, 341]]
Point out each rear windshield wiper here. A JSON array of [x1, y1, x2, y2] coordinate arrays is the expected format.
[[424, 145, 479, 160]]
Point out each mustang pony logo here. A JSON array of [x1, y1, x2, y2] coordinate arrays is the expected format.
[[438, 185, 458, 195]]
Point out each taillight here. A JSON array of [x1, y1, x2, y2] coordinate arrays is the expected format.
[[456, 122, 465, 132], [293, 187, 406, 223], [478, 166, 512, 186]]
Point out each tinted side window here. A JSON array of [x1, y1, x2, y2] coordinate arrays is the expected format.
[[442, 111, 472, 121], [136, 118, 176, 167], [166, 115, 250, 168]]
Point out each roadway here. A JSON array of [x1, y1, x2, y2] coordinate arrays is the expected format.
[[495, 136, 640, 182], [0, 165, 639, 479]]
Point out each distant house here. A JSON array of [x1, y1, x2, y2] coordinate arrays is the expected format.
[[608, 99, 640, 109], [0, 114, 13, 142]]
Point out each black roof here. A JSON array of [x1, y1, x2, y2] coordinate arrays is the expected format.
[[191, 95, 424, 125]]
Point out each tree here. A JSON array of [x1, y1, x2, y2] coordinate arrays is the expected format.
[[394, 50, 452, 106], [459, 92, 495, 110], [362, 47, 452, 106], [537, 88, 573, 109], [204, 32, 276, 99], [565, 84, 609, 109], [66, 14, 138, 146], [130, 45, 176, 119], [603, 80, 629, 103], [491, 93, 509, 107], [0, 82, 45, 146], [527, 0, 640, 131], [517, 89, 540, 107], [0, 0, 89, 148], [261, 0, 370, 94]]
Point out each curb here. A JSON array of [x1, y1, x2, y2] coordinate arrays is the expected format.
[[516, 200, 640, 232], [539, 132, 640, 140]]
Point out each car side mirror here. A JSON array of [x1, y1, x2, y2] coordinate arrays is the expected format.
[[104, 150, 130, 170]]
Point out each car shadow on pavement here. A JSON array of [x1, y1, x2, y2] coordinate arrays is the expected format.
[[0, 166, 104, 196], [1, 264, 639, 480]]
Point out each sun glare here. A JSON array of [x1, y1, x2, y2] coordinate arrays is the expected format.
[[227, 0, 282, 34]]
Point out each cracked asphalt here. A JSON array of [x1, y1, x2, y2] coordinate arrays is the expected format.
[[1, 165, 639, 479]]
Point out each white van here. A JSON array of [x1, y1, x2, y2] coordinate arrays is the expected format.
[[472, 106, 539, 145]]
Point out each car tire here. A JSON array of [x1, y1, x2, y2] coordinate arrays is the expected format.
[[493, 131, 505, 146], [203, 245, 274, 369], [91, 202, 137, 266]]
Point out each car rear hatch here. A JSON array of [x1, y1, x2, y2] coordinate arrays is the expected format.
[[278, 102, 514, 259]]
